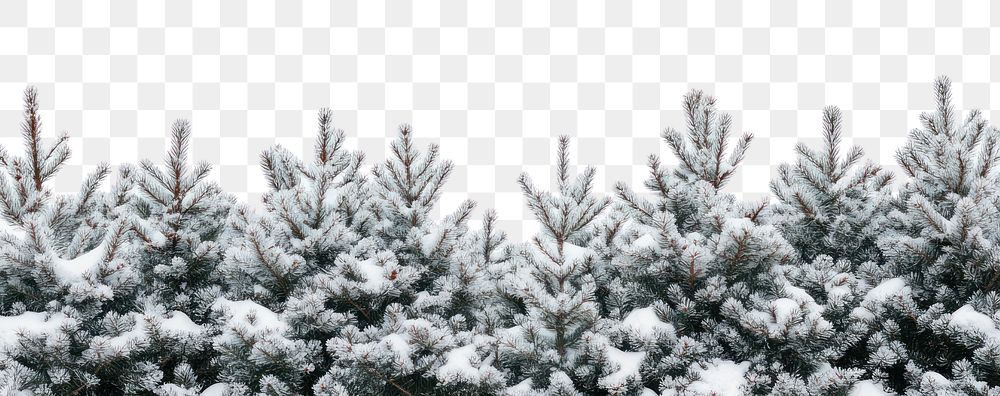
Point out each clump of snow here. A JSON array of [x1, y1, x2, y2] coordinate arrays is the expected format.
[[212, 298, 288, 334], [562, 243, 592, 264], [853, 277, 909, 322], [687, 359, 749, 396], [622, 306, 674, 339], [384, 333, 411, 359], [631, 234, 658, 250], [0, 312, 73, 350], [948, 305, 1000, 341], [862, 278, 908, 305], [51, 241, 107, 284], [438, 345, 484, 384], [825, 273, 854, 301], [157, 384, 194, 396], [770, 298, 800, 324], [600, 346, 645, 390], [159, 311, 204, 337], [420, 229, 445, 256], [783, 283, 823, 313], [381, 318, 435, 368], [146, 228, 168, 247], [505, 378, 533, 395], [497, 325, 524, 341], [201, 383, 230, 396], [920, 371, 951, 387], [848, 380, 893, 396], [355, 257, 388, 289]]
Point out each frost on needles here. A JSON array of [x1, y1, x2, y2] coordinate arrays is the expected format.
[[0, 77, 999, 395]]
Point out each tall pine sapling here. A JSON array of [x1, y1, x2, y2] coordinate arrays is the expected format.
[[128, 119, 235, 391], [134, 119, 232, 318], [212, 108, 368, 394], [316, 125, 493, 395], [221, 108, 365, 312], [769, 106, 894, 264], [855, 76, 1000, 393], [0, 87, 167, 395], [494, 135, 615, 394], [613, 90, 844, 394]]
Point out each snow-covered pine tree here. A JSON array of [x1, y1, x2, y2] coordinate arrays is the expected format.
[[211, 108, 369, 394], [0, 86, 114, 311], [127, 119, 235, 392], [763, 105, 898, 389], [133, 119, 233, 317], [220, 108, 365, 314], [486, 135, 621, 394], [0, 87, 170, 394], [315, 125, 507, 395], [853, 76, 1000, 393], [611, 90, 852, 394], [769, 106, 895, 265]]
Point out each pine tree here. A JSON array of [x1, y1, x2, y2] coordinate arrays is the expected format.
[[133, 119, 233, 317], [220, 109, 364, 310], [0, 87, 167, 394], [127, 119, 235, 391], [763, 106, 900, 391], [488, 135, 619, 394], [854, 76, 1000, 393], [612, 90, 855, 394], [213, 108, 367, 394], [769, 105, 894, 265], [316, 125, 504, 395]]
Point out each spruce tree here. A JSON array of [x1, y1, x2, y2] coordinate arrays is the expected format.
[[612, 90, 853, 394], [769, 106, 895, 265], [855, 76, 1000, 393], [212, 108, 367, 394], [0, 87, 167, 394], [316, 125, 504, 395], [489, 135, 623, 394]]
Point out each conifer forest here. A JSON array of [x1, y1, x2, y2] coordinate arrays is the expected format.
[[1, 76, 1000, 395]]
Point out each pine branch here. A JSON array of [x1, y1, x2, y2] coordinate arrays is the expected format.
[[822, 106, 844, 176], [21, 87, 43, 191], [260, 146, 302, 191], [665, 89, 754, 189], [167, 120, 192, 211], [315, 108, 335, 165], [557, 135, 571, 191], [74, 163, 111, 217], [479, 209, 506, 265], [933, 75, 954, 136]]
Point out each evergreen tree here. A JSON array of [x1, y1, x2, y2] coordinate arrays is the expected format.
[[769, 106, 895, 265], [855, 76, 1000, 393], [212, 108, 368, 394], [0, 87, 167, 395], [133, 119, 234, 318], [490, 135, 622, 394], [316, 125, 504, 395], [127, 119, 236, 391], [612, 90, 852, 394]]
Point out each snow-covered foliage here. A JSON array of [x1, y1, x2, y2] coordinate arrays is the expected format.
[[2, 78, 1000, 394]]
